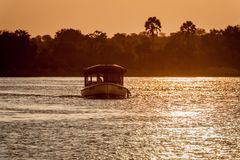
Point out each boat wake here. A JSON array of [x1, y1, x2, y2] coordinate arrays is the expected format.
[[0, 92, 82, 98]]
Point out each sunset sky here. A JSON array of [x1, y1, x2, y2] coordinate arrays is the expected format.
[[0, 0, 240, 37]]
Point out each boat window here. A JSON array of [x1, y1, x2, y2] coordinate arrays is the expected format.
[[85, 72, 123, 86], [105, 73, 123, 84], [92, 74, 97, 83], [85, 75, 92, 86], [97, 74, 104, 83]]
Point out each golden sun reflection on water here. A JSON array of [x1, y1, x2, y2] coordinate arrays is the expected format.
[[0, 77, 239, 159], [169, 111, 200, 117], [153, 77, 214, 82]]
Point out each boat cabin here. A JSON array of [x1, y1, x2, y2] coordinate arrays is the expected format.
[[83, 64, 127, 87]]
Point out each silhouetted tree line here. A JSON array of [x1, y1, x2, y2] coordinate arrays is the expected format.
[[1, 18, 240, 76]]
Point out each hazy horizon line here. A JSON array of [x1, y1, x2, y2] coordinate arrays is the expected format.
[[1, 23, 239, 38]]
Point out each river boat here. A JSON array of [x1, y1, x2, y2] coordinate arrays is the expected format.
[[81, 64, 131, 99]]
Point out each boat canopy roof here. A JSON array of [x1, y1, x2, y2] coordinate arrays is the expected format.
[[83, 64, 127, 74]]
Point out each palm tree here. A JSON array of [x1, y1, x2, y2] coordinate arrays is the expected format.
[[180, 21, 197, 35], [144, 16, 161, 40]]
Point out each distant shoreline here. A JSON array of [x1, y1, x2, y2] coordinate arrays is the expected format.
[[1, 74, 240, 77], [1, 26, 240, 79], [1, 67, 240, 77]]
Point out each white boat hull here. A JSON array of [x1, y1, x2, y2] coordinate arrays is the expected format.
[[81, 83, 130, 99]]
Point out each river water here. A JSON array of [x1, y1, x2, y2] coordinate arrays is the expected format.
[[0, 77, 239, 159]]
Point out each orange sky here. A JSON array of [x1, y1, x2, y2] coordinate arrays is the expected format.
[[0, 0, 240, 37]]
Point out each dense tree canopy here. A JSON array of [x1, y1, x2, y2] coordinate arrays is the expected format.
[[0, 19, 240, 76]]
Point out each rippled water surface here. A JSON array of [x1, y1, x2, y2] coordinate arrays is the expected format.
[[0, 77, 239, 159]]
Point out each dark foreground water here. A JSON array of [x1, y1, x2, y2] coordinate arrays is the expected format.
[[0, 77, 239, 159]]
